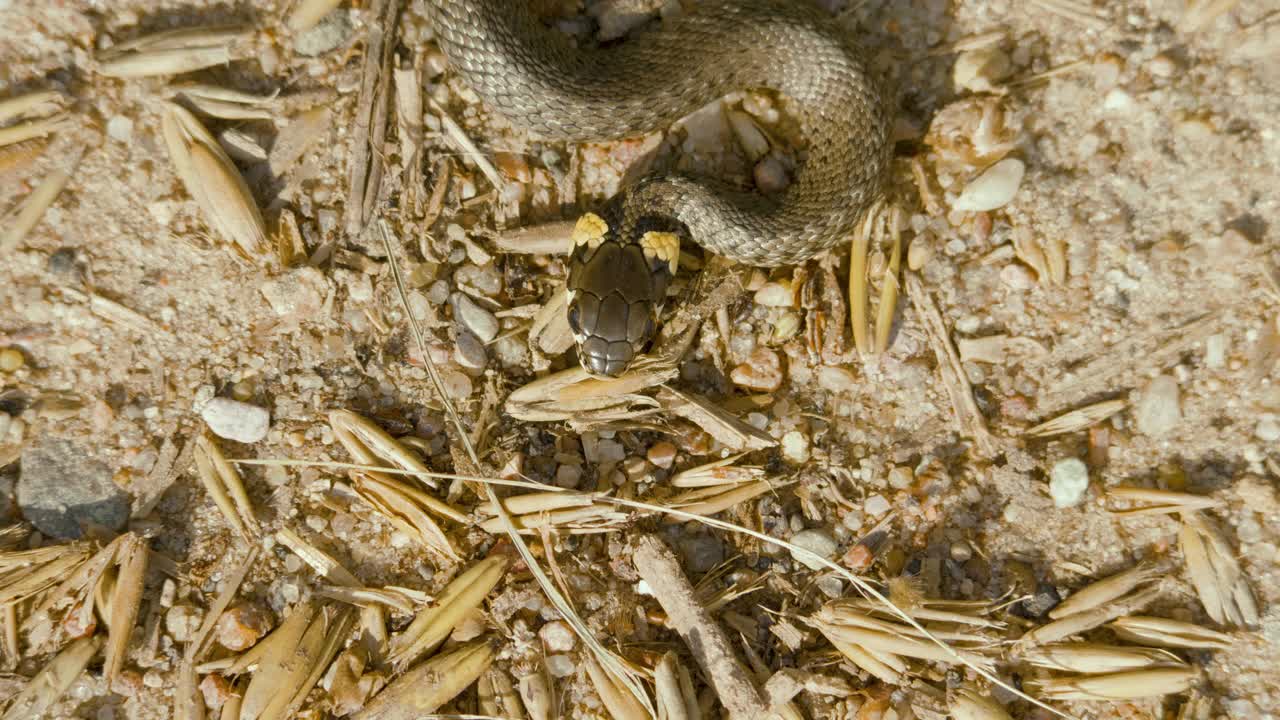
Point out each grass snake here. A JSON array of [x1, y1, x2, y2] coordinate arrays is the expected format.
[[426, 0, 891, 376]]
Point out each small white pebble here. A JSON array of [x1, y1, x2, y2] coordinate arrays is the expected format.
[[200, 397, 270, 443], [789, 529, 838, 570], [781, 430, 810, 464], [546, 654, 577, 678], [539, 620, 577, 653], [1256, 417, 1280, 443], [754, 280, 795, 307], [1134, 375, 1181, 437], [106, 115, 133, 143], [1049, 457, 1089, 508], [863, 494, 891, 516]]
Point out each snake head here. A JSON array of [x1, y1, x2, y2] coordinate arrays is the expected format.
[[565, 212, 680, 377]]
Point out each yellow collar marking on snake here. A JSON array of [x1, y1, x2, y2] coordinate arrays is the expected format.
[[571, 212, 608, 250], [639, 231, 680, 274]]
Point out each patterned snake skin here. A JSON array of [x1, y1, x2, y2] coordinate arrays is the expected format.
[[424, 0, 891, 266]]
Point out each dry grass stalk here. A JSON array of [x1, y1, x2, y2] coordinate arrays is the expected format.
[[825, 635, 904, 685], [429, 98, 505, 194], [194, 434, 259, 541], [287, 0, 344, 32], [873, 205, 903, 353], [160, 102, 267, 256], [1019, 642, 1181, 673], [0, 542, 92, 605], [949, 687, 1013, 720], [354, 638, 496, 720], [274, 527, 361, 586], [663, 479, 777, 519], [1025, 399, 1126, 437], [906, 273, 999, 457], [528, 286, 575, 359], [841, 598, 1003, 629], [0, 114, 72, 148], [479, 491, 599, 516], [0, 149, 81, 255], [97, 26, 252, 77], [815, 605, 996, 646], [582, 650, 651, 720], [671, 453, 764, 488], [656, 387, 777, 451], [387, 554, 508, 669], [848, 201, 881, 353], [169, 83, 277, 122], [344, 0, 397, 234], [1179, 511, 1258, 627], [1105, 486, 1222, 516], [1036, 666, 1199, 700], [392, 64, 425, 215], [0, 635, 102, 720], [1015, 584, 1161, 650], [1109, 616, 1232, 650], [1178, 0, 1242, 33], [1049, 561, 1161, 619], [329, 409, 441, 491], [103, 533, 148, 686], [0, 90, 65, 125]]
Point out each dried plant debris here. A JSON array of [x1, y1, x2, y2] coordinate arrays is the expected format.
[[354, 638, 496, 720], [193, 433, 260, 542], [96, 25, 254, 77], [387, 553, 507, 669], [1, 149, 82, 255], [1179, 511, 1259, 628], [160, 102, 267, 257], [1025, 399, 1126, 437], [0, 635, 101, 720], [1033, 666, 1201, 701], [1105, 486, 1222, 516], [1108, 616, 1233, 650]]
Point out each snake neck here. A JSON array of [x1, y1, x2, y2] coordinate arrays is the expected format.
[[427, 0, 892, 266]]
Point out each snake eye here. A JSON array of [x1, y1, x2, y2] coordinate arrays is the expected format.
[[567, 304, 582, 333]]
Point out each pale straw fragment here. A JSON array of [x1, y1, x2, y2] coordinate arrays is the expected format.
[[1109, 615, 1232, 650], [1036, 666, 1199, 701], [1019, 642, 1181, 673], [1049, 561, 1161, 619], [97, 26, 252, 77]]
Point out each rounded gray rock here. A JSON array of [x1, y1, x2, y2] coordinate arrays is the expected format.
[[18, 438, 131, 539]]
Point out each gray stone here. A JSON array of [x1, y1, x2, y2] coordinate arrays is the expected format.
[[294, 10, 354, 56], [789, 528, 838, 570], [678, 534, 724, 574], [18, 438, 130, 539]]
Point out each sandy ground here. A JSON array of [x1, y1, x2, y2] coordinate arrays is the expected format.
[[1, 0, 1279, 718]]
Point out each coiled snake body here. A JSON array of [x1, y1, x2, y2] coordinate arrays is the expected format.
[[426, 0, 891, 376]]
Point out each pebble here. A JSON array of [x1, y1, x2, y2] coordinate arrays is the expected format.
[[17, 438, 131, 539], [679, 100, 729, 154], [294, 9, 354, 56], [451, 292, 499, 343], [438, 368, 473, 400], [454, 330, 487, 370], [106, 115, 133, 143], [679, 534, 724, 573], [1022, 583, 1062, 618], [1000, 263, 1036, 290], [754, 155, 791, 194], [730, 347, 784, 392], [1049, 457, 1089, 508], [554, 464, 582, 489], [539, 620, 577, 653], [781, 431, 810, 464], [260, 267, 327, 318], [952, 158, 1025, 212], [646, 441, 677, 469], [546, 654, 577, 678], [200, 397, 270, 443], [165, 604, 204, 642], [949, 541, 973, 563], [789, 529, 838, 570], [1146, 53, 1179, 79], [817, 366, 857, 393], [753, 280, 795, 307], [907, 238, 933, 271], [863, 494, 891, 516], [199, 674, 234, 711], [0, 348, 24, 372], [841, 509, 864, 533], [887, 466, 914, 490], [215, 603, 274, 651], [1134, 375, 1181, 437]]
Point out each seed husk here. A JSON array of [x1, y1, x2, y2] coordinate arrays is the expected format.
[[1049, 561, 1161, 619], [387, 554, 508, 669], [103, 533, 148, 686], [1026, 399, 1126, 437], [1015, 584, 1161, 650], [1036, 666, 1199, 700], [160, 102, 267, 257], [0, 635, 102, 720], [583, 650, 650, 720], [194, 434, 259, 541], [353, 639, 496, 720], [1180, 511, 1258, 627], [1019, 642, 1181, 673], [97, 26, 252, 77], [1107, 486, 1222, 516], [1109, 616, 1232, 650]]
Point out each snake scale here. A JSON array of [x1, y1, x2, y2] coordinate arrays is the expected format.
[[425, 0, 891, 376]]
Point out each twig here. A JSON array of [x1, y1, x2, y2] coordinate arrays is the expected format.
[[905, 273, 999, 458], [632, 535, 768, 720]]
